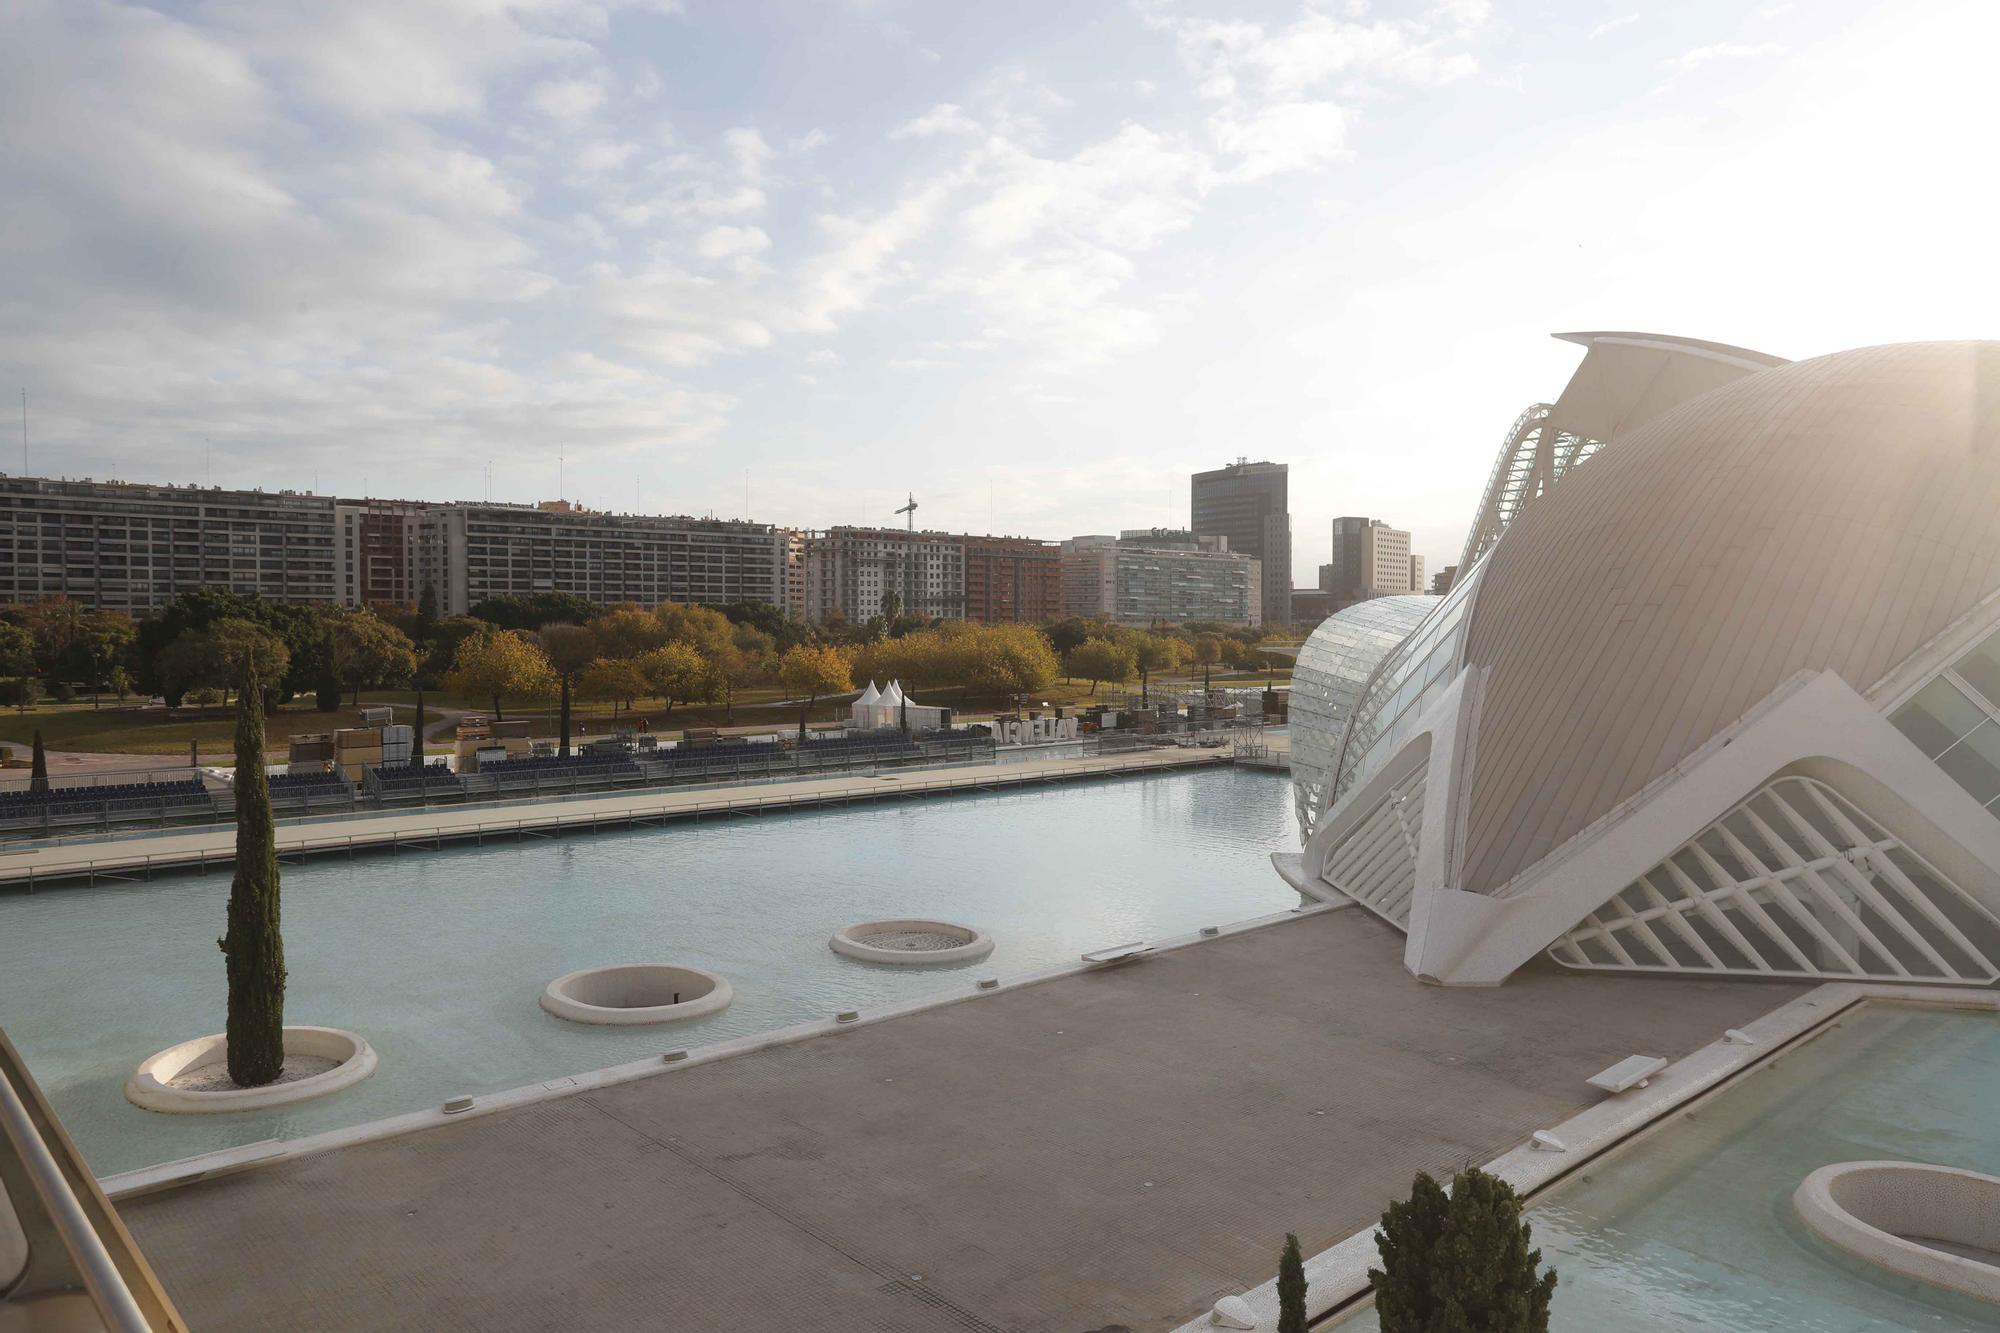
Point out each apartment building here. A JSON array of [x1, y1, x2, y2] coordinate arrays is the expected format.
[[1060, 530, 1260, 627], [960, 535, 1062, 625], [0, 477, 341, 613], [0, 477, 790, 616], [803, 527, 966, 623]]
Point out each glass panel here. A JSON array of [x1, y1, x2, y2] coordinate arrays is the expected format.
[[1937, 720, 2000, 805], [1952, 627, 2000, 708], [1890, 677, 1986, 758]]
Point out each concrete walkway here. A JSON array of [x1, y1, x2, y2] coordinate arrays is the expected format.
[[119, 910, 1801, 1332], [0, 746, 1232, 887]]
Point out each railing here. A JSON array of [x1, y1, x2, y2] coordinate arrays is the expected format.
[[0, 1026, 185, 1330], [0, 746, 1229, 889]]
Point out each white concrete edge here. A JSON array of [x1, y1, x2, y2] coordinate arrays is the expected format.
[[101, 897, 1350, 1201], [6, 747, 1235, 881], [1169, 982, 2000, 1332]]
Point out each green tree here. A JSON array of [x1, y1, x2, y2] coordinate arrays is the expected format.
[[1369, 1168, 1556, 1333], [714, 623, 776, 721], [469, 592, 600, 632], [1132, 634, 1182, 705], [218, 660, 287, 1087], [1279, 1232, 1308, 1333], [635, 642, 714, 717], [1192, 633, 1225, 693], [0, 621, 34, 678], [327, 613, 419, 705], [207, 619, 292, 708], [579, 657, 651, 716], [538, 623, 600, 757], [444, 629, 554, 722], [107, 665, 133, 702], [590, 604, 669, 659], [29, 729, 48, 794], [1068, 638, 1135, 697], [1042, 616, 1100, 662], [777, 643, 852, 741]]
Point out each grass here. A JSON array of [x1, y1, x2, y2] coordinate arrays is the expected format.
[[0, 665, 1293, 760]]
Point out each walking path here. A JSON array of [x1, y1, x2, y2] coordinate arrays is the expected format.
[[117, 909, 1801, 1332], [0, 746, 1232, 888]]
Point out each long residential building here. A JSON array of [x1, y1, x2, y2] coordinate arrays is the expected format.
[[0, 477, 342, 612], [0, 477, 790, 616], [799, 528, 1061, 625], [1060, 530, 1261, 627]]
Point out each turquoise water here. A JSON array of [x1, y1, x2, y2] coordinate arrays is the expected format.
[[1338, 1005, 2000, 1331], [0, 768, 1298, 1176]]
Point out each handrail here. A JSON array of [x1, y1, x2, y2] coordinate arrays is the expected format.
[[0, 1029, 180, 1329], [0, 746, 1227, 886]]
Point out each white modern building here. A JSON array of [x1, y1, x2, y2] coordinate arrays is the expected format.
[[1060, 531, 1261, 627], [1287, 334, 2000, 988]]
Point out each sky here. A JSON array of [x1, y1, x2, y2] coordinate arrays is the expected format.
[[3, 0, 1996, 585]]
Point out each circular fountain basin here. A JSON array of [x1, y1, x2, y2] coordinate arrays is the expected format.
[[1795, 1160, 2000, 1304], [830, 919, 994, 966], [540, 964, 733, 1025], [126, 1026, 376, 1114]]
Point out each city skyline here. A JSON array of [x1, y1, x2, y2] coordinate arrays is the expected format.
[[7, 1, 1995, 585]]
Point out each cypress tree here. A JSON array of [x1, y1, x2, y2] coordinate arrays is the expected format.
[[28, 728, 47, 794], [411, 689, 427, 768], [1278, 1231, 1308, 1333], [218, 660, 286, 1087], [1369, 1168, 1556, 1333]]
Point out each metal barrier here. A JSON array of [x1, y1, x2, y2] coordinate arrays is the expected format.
[[0, 747, 1231, 891], [0, 1026, 185, 1330]]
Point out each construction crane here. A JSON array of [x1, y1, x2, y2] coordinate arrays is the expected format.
[[894, 493, 918, 619]]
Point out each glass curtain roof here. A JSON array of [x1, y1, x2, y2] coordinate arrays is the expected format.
[[1289, 594, 1436, 838]]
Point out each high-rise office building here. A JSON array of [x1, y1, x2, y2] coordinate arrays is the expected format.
[[1190, 460, 1290, 625], [1324, 516, 1417, 603]]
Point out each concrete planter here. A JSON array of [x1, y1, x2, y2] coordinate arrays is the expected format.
[[830, 919, 994, 966], [541, 964, 734, 1026], [126, 1026, 376, 1114], [1795, 1160, 2000, 1304]]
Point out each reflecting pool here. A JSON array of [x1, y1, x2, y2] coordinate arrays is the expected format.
[[1338, 1004, 2000, 1331], [0, 768, 1297, 1175]]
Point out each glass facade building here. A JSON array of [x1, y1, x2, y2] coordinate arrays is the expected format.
[[1288, 594, 1435, 835]]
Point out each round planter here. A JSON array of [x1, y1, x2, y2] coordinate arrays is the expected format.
[[830, 919, 995, 966], [540, 964, 734, 1026], [125, 1026, 376, 1114], [1795, 1160, 2000, 1304]]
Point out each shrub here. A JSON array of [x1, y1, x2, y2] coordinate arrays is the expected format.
[[1369, 1168, 1555, 1333]]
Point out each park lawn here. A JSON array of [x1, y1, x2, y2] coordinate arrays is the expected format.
[[0, 701, 431, 758], [0, 668, 1286, 757]]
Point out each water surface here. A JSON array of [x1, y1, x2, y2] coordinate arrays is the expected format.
[[0, 768, 1297, 1175]]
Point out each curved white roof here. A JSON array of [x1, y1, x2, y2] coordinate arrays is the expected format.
[[1458, 341, 2000, 892]]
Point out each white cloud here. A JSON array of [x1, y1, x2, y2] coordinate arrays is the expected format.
[[696, 225, 771, 260], [724, 126, 774, 181], [529, 74, 608, 122], [1211, 100, 1350, 181], [1661, 41, 1784, 74], [1588, 14, 1639, 40], [893, 103, 981, 139]]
